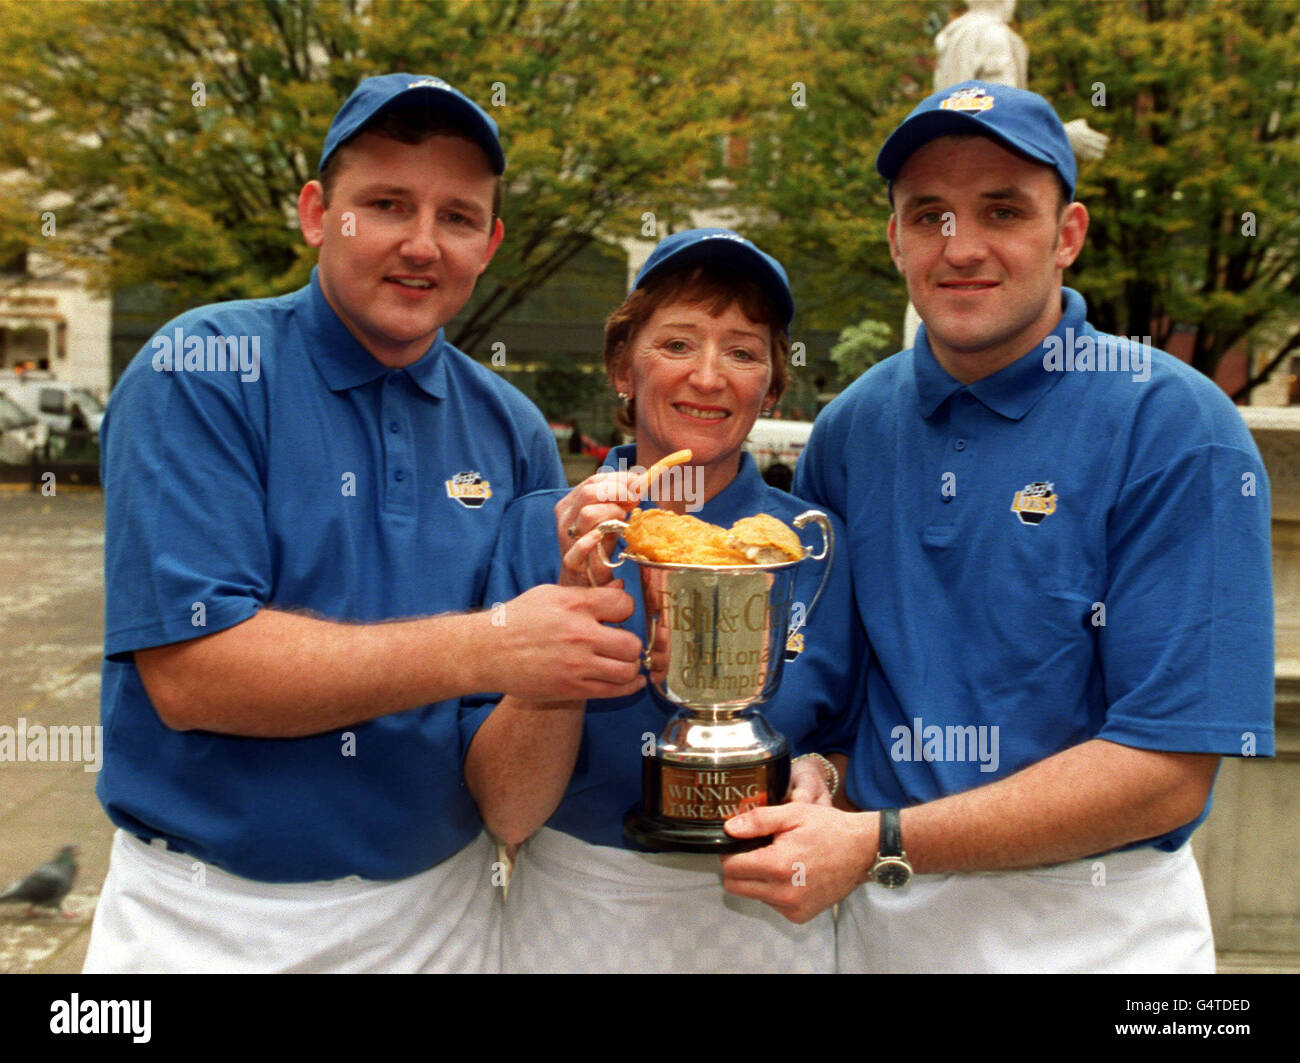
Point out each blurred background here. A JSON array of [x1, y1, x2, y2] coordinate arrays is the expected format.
[[0, 0, 1296, 971]]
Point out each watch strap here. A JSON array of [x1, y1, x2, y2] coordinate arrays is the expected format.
[[878, 807, 902, 857]]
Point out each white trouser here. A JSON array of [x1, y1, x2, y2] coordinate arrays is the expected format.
[[83, 829, 502, 973], [503, 826, 834, 973], [837, 843, 1215, 973]]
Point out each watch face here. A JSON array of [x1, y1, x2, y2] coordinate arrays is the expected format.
[[875, 859, 912, 889]]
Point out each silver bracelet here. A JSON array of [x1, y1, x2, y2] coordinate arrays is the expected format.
[[795, 752, 840, 799]]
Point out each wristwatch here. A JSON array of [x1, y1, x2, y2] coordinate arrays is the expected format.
[[869, 808, 913, 888]]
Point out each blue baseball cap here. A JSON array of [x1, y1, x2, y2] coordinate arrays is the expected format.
[[876, 80, 1076, 200], [319, 74, 505, 175], [632, 228, 794, 329]]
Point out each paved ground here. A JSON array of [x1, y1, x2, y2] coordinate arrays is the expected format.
[[0, 487, 108, 972]]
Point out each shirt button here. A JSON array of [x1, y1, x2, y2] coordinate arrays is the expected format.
[[955, 439, 967, 451], [394, 470, 405, 482], [387, 375, 399, 387], [389, 421, 400, 433]]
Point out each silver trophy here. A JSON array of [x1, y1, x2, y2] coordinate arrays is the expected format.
[[595, 510, 833, 853]]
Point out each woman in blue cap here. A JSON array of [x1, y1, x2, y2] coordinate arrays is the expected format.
[[462, 229, 865, 973]]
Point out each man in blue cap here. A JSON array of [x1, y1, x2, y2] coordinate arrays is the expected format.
[[720, 81, 1274, 972], [84, 74, 645, 972]]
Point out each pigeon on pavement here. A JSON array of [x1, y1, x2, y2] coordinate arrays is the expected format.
[[0, 845, 79, 918]]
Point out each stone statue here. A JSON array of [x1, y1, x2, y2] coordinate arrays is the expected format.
[[933, 0, 1027, 91], [901, 0, 1108, 349]]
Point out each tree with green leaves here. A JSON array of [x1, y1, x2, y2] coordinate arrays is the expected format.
[[0, 0, 769, 356], [3, 1, 1295, 398], [1018, 0, 1300, 398], [728, 1, 935, 351], [734, 0, 1300, 398], [830, 317, 894, 382]]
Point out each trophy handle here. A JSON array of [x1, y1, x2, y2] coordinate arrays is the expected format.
[[643, 611, 658, 675], [591, 518, 656, 670], [591, 519, 630, 569], [791, 510, 834, 634]]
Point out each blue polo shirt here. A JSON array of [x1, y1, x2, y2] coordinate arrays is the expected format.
[[462, 445, 866, 850], [98, 269, 564, 882], [795, 288, 1274, 853]]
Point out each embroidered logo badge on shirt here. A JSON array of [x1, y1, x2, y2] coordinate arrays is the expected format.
[[445, 471, 492, 509], [784, 630, 806, 663], [1011, 481, 1057, 525]]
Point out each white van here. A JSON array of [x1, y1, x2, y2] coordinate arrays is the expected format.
[[743, 418, 815, 474], [0, 372, 105, 436]]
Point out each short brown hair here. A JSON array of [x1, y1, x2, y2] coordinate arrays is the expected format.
[[604, 263, 790, 434], [319, 105, 503, 218]]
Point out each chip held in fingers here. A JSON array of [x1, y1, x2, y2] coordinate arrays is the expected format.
[[641, 449, 693, 494], [622, 508, 804, 566]]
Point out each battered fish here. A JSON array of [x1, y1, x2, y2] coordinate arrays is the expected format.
[[726, 514, 805, 564], [622, 509, 804, 566]]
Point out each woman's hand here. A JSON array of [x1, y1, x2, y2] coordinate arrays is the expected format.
[[787, 754, 835, 807], [554, 471, 644, 587]]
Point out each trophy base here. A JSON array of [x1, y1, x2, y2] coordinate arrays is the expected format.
[[622, 750, 790, 854], [622, 805, 772, 854]]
